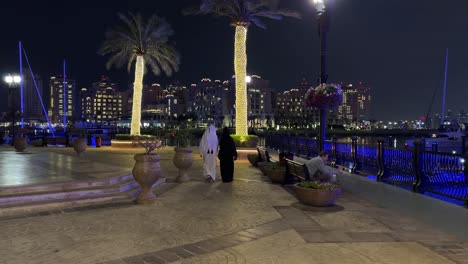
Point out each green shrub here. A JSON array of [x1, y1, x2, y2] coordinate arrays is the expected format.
[[231, 135, 259, 148], [296, 181, 339, 191], [115, 134, 154, 141]]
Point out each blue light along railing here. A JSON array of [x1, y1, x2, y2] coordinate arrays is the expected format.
[[356, 145, 379, 176], [289, 136, 298, 154], [336, 142, 353, 169], [421, 152, 467, 202], [263, 133, 468, 207], [324, 141, 333, 152], [382, 148, 416, 189], [297, 137, 307, 157], [307, 138, 318, 158]]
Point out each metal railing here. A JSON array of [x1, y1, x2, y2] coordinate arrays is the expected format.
[[265, 133, 468, 207]]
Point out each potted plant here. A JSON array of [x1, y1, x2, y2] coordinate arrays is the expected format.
[[132, 136, 163, 204], [14, 128, 28, 152], [172, 129, 193, 183], [71, 128, 87, 156], [264, 164, 287, 184], [247, 153, 259, 167], [257, 161, 278, 175], [294, 181, 341, 207], [304, 83, 343, 109]]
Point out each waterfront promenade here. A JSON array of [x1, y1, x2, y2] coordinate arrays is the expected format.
[[0, 146, 467, 263]]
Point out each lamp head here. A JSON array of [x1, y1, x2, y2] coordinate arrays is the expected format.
[[4, 75, 13, 84], [4, 75, 21, 85], [13, 75, 21, 84], [246, 76, 252, 83], [312, 0, 326, 13]]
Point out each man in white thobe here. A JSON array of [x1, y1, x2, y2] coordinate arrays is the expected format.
[[199, 125, 218, 182]]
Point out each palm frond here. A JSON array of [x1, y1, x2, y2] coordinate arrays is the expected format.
[[187, 0, 300, 28], [99, 12, 180, 76]]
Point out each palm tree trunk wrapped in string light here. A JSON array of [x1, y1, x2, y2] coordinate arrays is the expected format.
[[100, 13, 180, 136], [186, 0, 300, 136], [234, 23, 248, 136]]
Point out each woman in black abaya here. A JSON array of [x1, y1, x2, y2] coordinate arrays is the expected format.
[[218, 127, 238, 182]]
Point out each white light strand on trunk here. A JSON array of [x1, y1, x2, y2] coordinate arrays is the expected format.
[[234, 25, 248, 136], [130, 55, 144, 135]]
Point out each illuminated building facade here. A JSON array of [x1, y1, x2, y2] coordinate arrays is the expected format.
[[275, 79, 319, 129], [337, 82, 372, 123], [49, 75, 75, 124], [79, 76, 128, 124]]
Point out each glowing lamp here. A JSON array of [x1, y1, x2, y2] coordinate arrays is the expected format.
[[4, 76, 13, 84], [312, 0, 325, 12]]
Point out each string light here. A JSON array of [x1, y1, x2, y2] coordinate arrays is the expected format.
[[234, 25, 248, 136], [131, 55, 144, 135]]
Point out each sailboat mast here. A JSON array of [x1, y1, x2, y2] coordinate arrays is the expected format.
[[441, 48, 448, 126], [19, 41, 24, 128], [63, 59, 67, 132]]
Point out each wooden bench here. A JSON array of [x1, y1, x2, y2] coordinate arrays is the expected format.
[[257, 147, 278, 163], [257, 147, 270, 162], [285, 158, 310, 182]]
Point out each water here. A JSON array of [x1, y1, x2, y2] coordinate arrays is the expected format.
[[334, 136, 409, 149], [334, 136, 464, 154]]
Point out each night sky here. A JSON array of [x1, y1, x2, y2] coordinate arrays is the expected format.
[[1, 0, 468, 121]]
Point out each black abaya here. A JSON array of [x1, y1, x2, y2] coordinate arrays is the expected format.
[[218, 132, 238, 182]]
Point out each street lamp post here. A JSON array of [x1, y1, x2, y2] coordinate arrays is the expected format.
[[4, 74, 21, 145], [312, 0, 330, 152]]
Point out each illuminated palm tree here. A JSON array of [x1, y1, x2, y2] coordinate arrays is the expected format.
[[100, 13, 180, 135], [186, 0, 299, 136]]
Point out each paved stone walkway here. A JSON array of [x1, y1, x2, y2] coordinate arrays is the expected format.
[[0, 147, 467, 263], [0, 146, 131, 187]]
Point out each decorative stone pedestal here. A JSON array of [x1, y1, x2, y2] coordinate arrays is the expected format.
[[173, 147, 193, 183], [132, 154, 161, 204]]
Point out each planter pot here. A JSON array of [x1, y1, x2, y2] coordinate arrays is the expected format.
[[132, 154, 161, 204], [295, 184, 342, 207], [266, 168, 287, 184], [14, 137, 27, 152], [258, 161, 277, 175], [73, 138, 87, 156], [247, 154, 259, 167], [173, 147, 193, 183], [31, 140, 42, 147]]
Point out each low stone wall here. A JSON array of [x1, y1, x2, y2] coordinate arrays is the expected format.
[[110, 140, 143, 149], [236, 148, 257, 161]]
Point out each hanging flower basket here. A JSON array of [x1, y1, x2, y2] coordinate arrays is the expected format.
[[304, 83, 343, 110]]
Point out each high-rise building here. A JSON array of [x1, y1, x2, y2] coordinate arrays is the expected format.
[[246, 75, 272, 128], [222, 75, 274, 128], [189, 78, 223, 124], [22, 70, 45, 122], [79, 76, 129, 125], [49, 75, 75, 124], [337, 82, 372, 123], [275, 79, 319, 129]]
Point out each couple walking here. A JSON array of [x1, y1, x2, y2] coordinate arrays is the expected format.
[[199, 125, 238, 183]]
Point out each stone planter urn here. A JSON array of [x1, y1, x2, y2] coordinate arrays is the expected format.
[[73, 138, 87, 156], [258, 161, 277, 175], [173, 147, 193, 182], [295, 183, 342, 207], [14, 137, 27, 152], [247, 154, 259, 167], [266, 167, 287, 184], [132, 153, 161, 204]]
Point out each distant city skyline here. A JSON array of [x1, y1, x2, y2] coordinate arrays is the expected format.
[[1, 0, 468, 121]]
